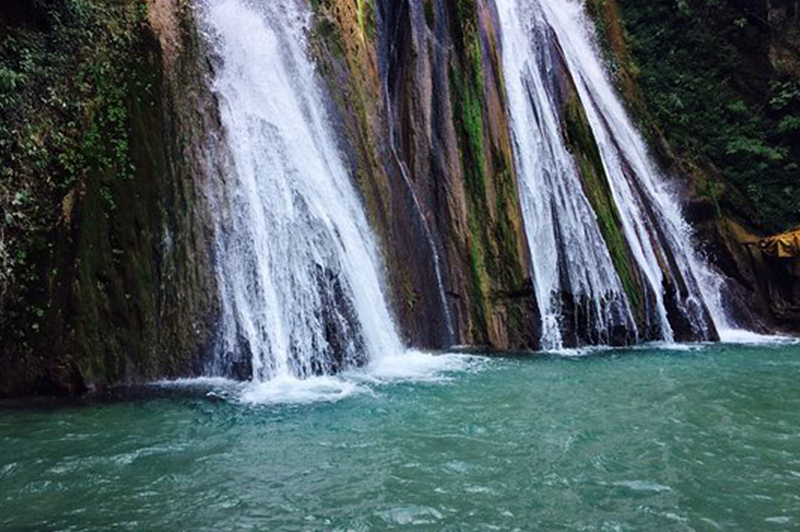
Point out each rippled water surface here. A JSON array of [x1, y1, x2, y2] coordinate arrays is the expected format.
[[2, 342, 800, 531]]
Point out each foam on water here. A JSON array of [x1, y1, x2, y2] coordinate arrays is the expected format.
[[239, 351, 479, 404], [633, 341, 708, 352], [362, 350, 481, 382], [155, 352, 479, 406], [153, 377, 240, 389], [7, 343, 800, 531], [544, 345, 616, 358], [239, 375, 370, 405], [717, 329, 799, 345]]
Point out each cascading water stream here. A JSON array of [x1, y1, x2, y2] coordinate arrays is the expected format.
[[494, 0, 634, 350], [199, 0, 404, 381], [538, 1, 735, 339], [496, 0, 731, 348]]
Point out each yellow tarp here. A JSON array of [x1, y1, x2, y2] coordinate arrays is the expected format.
[[761, 229, 800, 258]]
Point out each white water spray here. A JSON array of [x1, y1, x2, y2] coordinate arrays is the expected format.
[[495, 0, 633, 350], [200, 0, 403, 380]]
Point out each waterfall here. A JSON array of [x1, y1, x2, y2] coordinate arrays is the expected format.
[[496, 0, 727, 348], [200, 0, 403, 381]]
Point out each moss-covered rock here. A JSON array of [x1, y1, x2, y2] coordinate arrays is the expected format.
[[309, 0, 538, 350], [0, 0, 219, 397], [588, 0, 800, 234], [561, 87, 646, 331], [586, 0, 800, 333]]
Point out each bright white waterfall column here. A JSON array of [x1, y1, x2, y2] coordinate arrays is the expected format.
[[538, 0, 725, 339], [495, 0, 635, 350], [495, 0, 727, 346], [201, 0, 403, 380]]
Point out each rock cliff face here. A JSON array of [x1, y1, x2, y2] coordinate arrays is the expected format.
[[0, 0, 219, 396], [1, 0, 798, 396], [310, 0, 539, 350], [1, 0, 540, 398]]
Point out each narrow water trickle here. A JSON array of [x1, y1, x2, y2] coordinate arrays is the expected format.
[[199, 0, 404, 381], [383, 78, 456, 347], [496, 0, 730, 348]]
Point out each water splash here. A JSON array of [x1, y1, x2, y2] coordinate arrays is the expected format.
[[200, 0, 403, 381], [156, 351, 480, 406]]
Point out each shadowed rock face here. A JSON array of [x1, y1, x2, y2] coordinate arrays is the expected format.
[[2, 0, 796, 397], [310, 0, 540, 351], [693, 216, 800, 334], [0, 0, 539, 398], [0, 0, 219, 397]]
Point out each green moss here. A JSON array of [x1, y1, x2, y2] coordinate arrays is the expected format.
[[450, 0, 488, 209], [448, 2, 494, 340], [356, 0, 375, 40], [468, 222, 489, 339], [563, 89, 644, 324], [447, 0, 530, 341], [450, 0, 493, 340], [585, 0, 642, 109], [492, 154, 524, 288], [0, 0, 171, 390], [401, 270, 419, 312], [424, 1, 435, 30]]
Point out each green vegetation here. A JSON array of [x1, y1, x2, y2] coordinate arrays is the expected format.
[[468, 226, 488, 336], [492, 154, 524, 289], [449, 0, 492, 339], [424, 1, 436, 30], [0, 0, 150, 380], [607, 0, 800, 232], [449, 0, 528, 341], [356, 0, 375, 40]]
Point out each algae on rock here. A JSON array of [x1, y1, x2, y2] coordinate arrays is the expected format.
[[309, 0, 538, 350]]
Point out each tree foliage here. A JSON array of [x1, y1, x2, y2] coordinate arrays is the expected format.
[[616, 0, 800, 232]]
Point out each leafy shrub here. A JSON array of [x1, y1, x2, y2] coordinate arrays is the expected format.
[[0, 0, 146, 344], [615, 0, 800, 232]]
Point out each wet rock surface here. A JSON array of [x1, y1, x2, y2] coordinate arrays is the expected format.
[[310, 0, 539, 351]]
